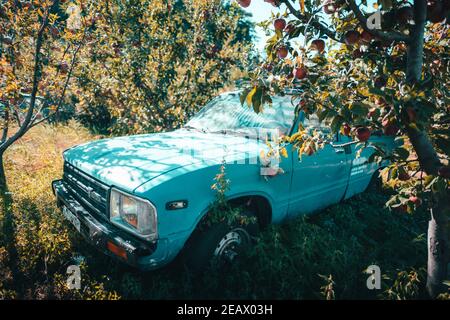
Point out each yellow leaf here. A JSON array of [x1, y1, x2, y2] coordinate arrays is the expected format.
[[246, 86, 257, 107]]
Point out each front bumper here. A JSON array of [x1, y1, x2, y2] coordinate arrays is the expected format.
[[52, 179, 171, 270]]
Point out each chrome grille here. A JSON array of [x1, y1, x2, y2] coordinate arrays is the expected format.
[[63, 162, 109, 219]]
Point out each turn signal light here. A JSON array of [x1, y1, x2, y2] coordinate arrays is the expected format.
[[107, 241, 128, 260]]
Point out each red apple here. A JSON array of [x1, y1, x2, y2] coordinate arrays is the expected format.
[[58, 61, 69, 74], [263, 63, 273, 72], [352, 48, 363, 58], [382, 118, 399, 136], [343, 123, 351, 136], [237, 0, 251, 8], [438, 166, 450, 179], [409, 196, 422, 206], [284, 23, 296, 35], [264, 0, 280, 7], [274, 18, 286, 31], [305, 145, 315, 155], [398, 172, 410, 181], [374, 76, 387, 88], [360, 30, 373, 43], [344, 30, 360, 45], [356, 127, 371, 142], [293, 66, 308, 79], [50, 26, 60, 38], [311, 39, 325, 53], [323, 1, 337, 14], [367, 108, 377, 118], [277, 46, 288, 59], [406, 107, 417, 123], [375, 97, 386, 106], [22, 2, 33, 10]]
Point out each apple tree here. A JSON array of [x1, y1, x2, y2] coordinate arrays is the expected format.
[[0, 0, 94, 192], [75, 0, 254, 134], [239, 0, 449, 297]]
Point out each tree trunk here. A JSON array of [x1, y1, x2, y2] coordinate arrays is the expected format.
[[0, 151, 7, 193], [0, 151, 22, 297], [405, 0, 448, 298], [427, 201, 449, 298]]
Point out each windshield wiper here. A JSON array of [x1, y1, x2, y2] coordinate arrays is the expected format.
[[183, 125, 206, 133], [208, 129, 262, 140]]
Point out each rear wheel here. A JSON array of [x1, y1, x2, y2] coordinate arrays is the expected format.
[[182, 210, 259, 272]]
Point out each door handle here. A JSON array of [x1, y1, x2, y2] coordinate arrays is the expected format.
[[334, 148, 345, 154]]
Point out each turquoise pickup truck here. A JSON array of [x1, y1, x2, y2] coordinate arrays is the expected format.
[[52, 91, 395, 270]]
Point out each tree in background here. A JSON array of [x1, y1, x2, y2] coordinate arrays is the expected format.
[[75, 0, 255, 135], [240, 0, 449, 297], [0, 0, 93, 191]]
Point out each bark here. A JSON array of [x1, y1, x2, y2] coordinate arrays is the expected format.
[[0, 150, 20, 297], [406, 127, 441, 175], [0, 151, 7, 193], [405, 0, 449, 298], [406, 0, 427, 83], [427, 203, 449, 298]]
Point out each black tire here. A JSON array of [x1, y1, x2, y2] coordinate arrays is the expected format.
[[182, 209, 259, 272]]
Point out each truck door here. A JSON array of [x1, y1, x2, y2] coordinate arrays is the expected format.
[[287, 116, 352, 218], [342, 135, 386, 200]]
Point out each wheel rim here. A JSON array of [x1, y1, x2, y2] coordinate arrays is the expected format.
[[213, 228, 251, 264]]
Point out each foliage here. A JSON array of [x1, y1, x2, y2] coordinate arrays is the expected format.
[[0, 123, 430, 299], [241, 1, 449, 208], [0, 0, 96, 189], [239, 0, 449, 296], [0, 121, 119, 299], [75, 0, 255, 134], [206, 160, 255, 227]]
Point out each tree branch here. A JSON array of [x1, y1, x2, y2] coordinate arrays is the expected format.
[[0, 9, 49, 152], [31, 39, 84, 127], [1, 103, 9, 143], [347, 0, 410, 43], [406, 0, 427, 83], [282, 0, 344, 43]]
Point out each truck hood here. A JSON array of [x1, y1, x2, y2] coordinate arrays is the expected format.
[[63, 129, 266, 191]]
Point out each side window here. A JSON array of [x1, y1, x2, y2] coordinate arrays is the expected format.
[[302, 114, 333, 136]]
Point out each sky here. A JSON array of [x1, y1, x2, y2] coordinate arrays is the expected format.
[[244, 1, 286, 53], [243, 0, 378, 54]]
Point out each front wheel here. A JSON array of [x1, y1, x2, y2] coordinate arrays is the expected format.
[[182, 211, 259, 272]]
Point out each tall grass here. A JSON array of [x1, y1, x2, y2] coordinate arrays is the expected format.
[[0, 122, 429, 299]]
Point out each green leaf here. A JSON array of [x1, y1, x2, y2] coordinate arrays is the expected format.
[[379, 0, 393, 10], [431, 177, 447, 195], [330, 115, 343, 132], [252, 87, 263, 113], [368, 86, 385, 97], [435, 136, 450, 156], [393, 147, 410, 160], [350, 102, 370, 116], [240, 88, 251, 106], [318, 108, 330, 123]]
